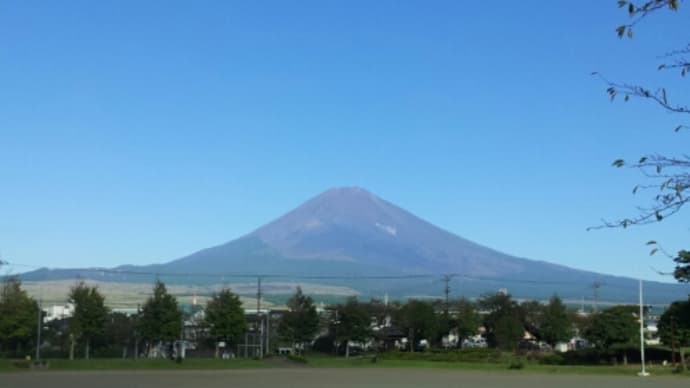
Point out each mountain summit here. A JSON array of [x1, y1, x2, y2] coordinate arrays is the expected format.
[[23, 187, 688, 303], [249, 186, 528, 276]]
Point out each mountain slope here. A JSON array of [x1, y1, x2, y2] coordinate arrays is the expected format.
[[22, 187, 689, 303]]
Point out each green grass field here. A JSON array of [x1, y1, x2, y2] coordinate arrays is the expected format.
[[4, 368, 689, 388], [1, 355, 688, 378], [0, 358, 269, 372], [304, 356, 689, 376]]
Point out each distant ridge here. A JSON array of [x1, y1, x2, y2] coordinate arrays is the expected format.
[[22, 187, 689, 303]]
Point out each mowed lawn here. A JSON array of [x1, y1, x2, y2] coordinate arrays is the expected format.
[[1, 356, 688, 377], [2, 368, 689, 388]]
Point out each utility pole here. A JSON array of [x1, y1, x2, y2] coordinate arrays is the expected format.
[[35, 299, 42, 362], [671, 317, 677, 366], [591, 281, 603, 312], [256, 276, 263, 359], [638, 279, 649, 377], [266, 310, 270, 356], [441, 274, 455, 317], [329, 307, 339, 356], [134, 303, 140, 360]]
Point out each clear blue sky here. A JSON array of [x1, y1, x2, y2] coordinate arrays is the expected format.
[[1, 1, 688, 282]]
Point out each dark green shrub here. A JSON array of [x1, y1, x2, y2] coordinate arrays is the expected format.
[[287, 354, 308, 364], [508, 358, 525, 369], [380, 348, 505, 363], [538, 353, 565, 365], [12, 361, 31, 369]]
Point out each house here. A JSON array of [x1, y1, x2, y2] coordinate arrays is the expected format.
[[43, 304, 74, 322]]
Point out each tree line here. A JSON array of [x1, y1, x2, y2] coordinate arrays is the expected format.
[[1, 276, 689, 365]]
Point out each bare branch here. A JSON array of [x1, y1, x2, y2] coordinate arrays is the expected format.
[[588, 155, 690, 229], [605, 82, 690, 114]]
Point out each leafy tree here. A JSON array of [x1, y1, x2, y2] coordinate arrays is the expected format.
[[540, 295, 574, 347], [68, 281, 108, 359], [277, 287, 319, 354], [479, 293, 524, 351], [359, 298, 389, 327], [139, 281, 182, 357], [204, 289, 247, 358], [670, 250, 690, 282], [335, 297, 371, 358], [397, 300, 439, 351], [520, 300, 545, 339], [0, 277, 38, 354], [452, 298, 480, 341], [657, 299, 690, 369], [592, 1, 690, 282], [584, 305, 638, 350], [104, 312, 136, 359]]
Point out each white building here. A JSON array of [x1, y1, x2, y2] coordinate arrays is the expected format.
[[43, 304, 74, 322]]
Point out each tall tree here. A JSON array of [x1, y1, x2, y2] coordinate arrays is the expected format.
[[397, 300, 439, 351], [593, 1, 690, 282], [204, 289, 247, 358], [104, 312, 136, 359], [277, 287, 319, 354], [335, 297, 371, 358], [0, 277, 38, 354], [657, 299, 690, 370], [479, 293, 524, 352], [584, 305, 638, 350], [68, 281, 108, 359], [521, 300, 545, 340], [139, 281, 182, 357], [452, 298, 480, 341], [540, 295, 574, 347]]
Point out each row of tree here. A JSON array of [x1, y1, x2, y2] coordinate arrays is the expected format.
[[2, 277, 689, 361], [276, 287, 690, 361], [0, 278, 248, 359]]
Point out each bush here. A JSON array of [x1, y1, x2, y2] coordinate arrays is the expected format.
[[538, 353, 565, 365], [287, 354, 308, 364], [11, 361, 31, 369], [312, 335, 336, 354], [508, 358, 525, 369], [531, 346, 679, 366], [380, 348, 505, 363]]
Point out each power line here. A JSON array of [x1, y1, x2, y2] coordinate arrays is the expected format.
[[1, 261, 662, 296]]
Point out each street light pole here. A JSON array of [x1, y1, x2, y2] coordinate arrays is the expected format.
[[257, 276, 263, 359], [638, 279, 649, 377]]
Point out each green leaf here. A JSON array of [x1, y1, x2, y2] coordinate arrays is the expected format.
[[632, 185, 639, 194], [646, 240, 657, 246], [674, 125, 683, 132], [615, 25, 626, 38], [612, 159, 625, 167], [655, 211, 663, 221], [617, 0, 627, 8], [638, 157, 647, 163], [650, 248, 658, 256]]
